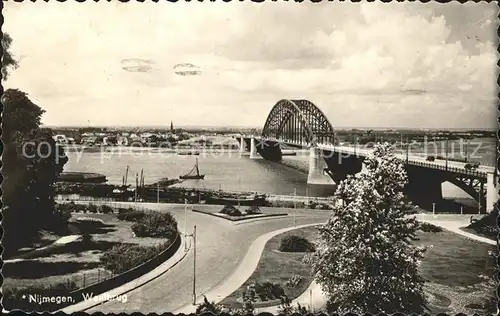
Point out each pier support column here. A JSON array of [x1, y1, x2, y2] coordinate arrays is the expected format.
[[239, 137, 246, 154], [308, 147, 335, 186], [249, 137, 261, 159], [486, 172, 498, 213]]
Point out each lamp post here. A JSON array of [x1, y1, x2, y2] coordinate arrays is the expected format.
[[157, 182, 160, 207], [185, 225, 197, 305], [465, 138, 469, 162], [304, 187, 309, 211], [192, 225, 197, 305], [134, 172, 138, 210], [293, 188, 297, 227], [309, 289, 313, 313], [184, 200, 188, 238], [406, 138, 409, 164], [478, 190, 481, 215], [445, 138, 449, 171]]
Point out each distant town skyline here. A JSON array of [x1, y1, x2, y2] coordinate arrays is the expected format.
[[4, 1, 498, 129]]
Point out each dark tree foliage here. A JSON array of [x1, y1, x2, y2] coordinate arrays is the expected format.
[[2, 89, 68, 256], [2, 33, 19, 79]]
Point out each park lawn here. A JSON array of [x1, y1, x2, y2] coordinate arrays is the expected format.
[[3, 211, 166, 295], [414, 230, 496, 314], [219, 226, 320, 309], [220, 227, 496, 314]]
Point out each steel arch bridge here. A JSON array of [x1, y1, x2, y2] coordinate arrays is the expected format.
[[261, 99, 335, 146]]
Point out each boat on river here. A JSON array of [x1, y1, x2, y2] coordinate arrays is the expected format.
[[178, 151, 200, 156], [179, 158, 205, 180]]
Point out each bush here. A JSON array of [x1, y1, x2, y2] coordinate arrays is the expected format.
[[279, 235, 315, 252], [131, 211, 178, 238], [253, 281, 285, 301], [87, 204, 98, 213], [245, 205, 261, 215], [285, 274, 304, 288], [117, 210, 145, 221], [99, 205, 113, 214], [467, 206, 498, 239], [419, 222, 443, 233], [100, 241, 172, 274], [220, 204, 242, 216], [131, 222, 147, 237], [117, 207, 135, 214]]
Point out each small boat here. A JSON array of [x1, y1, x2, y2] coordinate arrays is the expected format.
[[178, 151, 200, 155], [179, 158, 205, 180]]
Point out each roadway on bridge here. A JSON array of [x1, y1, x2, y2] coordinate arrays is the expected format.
[[315, 144, 495, 174], [250, 137, 495, 174], [86, 203, 332, 313]]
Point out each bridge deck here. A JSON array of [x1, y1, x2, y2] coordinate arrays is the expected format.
[[243, 136, 495, 178]]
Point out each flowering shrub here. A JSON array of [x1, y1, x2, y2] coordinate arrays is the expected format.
[[285, 275, 304, 288], [131, 211, 178, 238], [100, 241, 172, 274], [305, 143, 427, 314]]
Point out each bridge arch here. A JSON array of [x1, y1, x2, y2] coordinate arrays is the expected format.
[[261, 99, 335, 146]]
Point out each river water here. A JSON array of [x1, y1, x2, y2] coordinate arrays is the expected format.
[[63, 137, 495, 199]]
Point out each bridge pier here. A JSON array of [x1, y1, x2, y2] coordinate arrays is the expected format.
[[249, 137, 261, 159], [486, 173, 498, 213], [238, 137, 247, 154], [307, 147, 336, 186]]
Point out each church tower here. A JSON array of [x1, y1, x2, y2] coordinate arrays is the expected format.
[[170, 121, 174, 133]]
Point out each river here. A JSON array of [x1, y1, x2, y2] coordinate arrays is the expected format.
[[63, 137, 495, 199]]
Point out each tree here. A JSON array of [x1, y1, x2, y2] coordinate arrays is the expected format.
[[2, 34, 68, 255], [2, 33, 19, 79], [305, 143, 427, 314]]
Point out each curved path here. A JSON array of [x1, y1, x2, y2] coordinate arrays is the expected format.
[[86, 203, 331, 313], [174, 222, 323, 314]]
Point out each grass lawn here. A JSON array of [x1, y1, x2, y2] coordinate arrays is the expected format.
[[219, 227, 496, 314], [3, 211, 167, 295], [414, 230, 496, 314], [219, 226, 320, 308]]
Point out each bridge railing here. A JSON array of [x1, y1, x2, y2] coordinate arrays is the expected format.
[[406, 160, 487, 178]]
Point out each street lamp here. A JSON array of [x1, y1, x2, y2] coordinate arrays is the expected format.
[[192, 225, 197, 305], [406, 138, 409, 164], [185, 225, 197, 305], [478, 190, 481, 215], [157, 182, 160, 208], [465, 138, 469, 162], [445, 138, 449, 171], [293, 188, 297, 227]]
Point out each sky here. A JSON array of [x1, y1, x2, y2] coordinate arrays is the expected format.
[[3, 1, 498, 129]]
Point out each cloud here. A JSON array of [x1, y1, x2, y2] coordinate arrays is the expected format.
[[3, 1, 497, 128]]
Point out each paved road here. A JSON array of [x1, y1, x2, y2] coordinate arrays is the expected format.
[[87, 203, 332, 313], [316, 144, 495, 174]]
